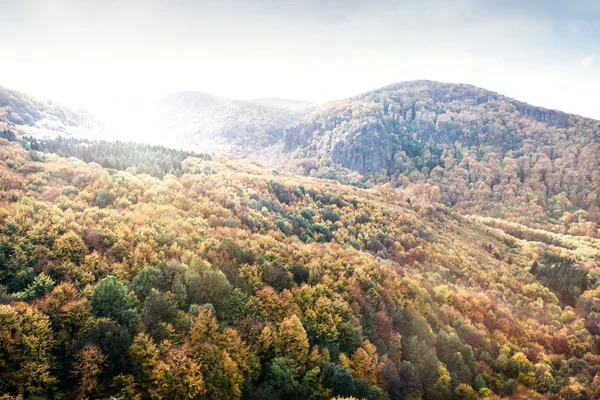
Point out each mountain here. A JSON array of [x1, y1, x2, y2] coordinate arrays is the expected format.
[[277, 80, 600, 236], [1, 135, 600, 399], [249, 97, 317, 114], [0, 85, 102, 138], [0, 85, 316, 157], [143, 91, 315, 155], [4, 80, 599, 238]]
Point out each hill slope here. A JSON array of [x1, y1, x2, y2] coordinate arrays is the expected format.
[[278, 80, 600, 235], [4, 80, 598, 236], [1, 136, 600, 398]]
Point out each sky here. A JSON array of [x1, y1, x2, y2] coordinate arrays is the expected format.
[[1, 0, 600, 120]]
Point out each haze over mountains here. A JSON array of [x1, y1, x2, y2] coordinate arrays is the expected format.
[[0, 85, 102, 138], [147, 91, 316, 154]]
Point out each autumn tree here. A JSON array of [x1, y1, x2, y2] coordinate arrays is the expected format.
[[52, 231, 87, 264], [0, 303, 56, 397], [72, 345, 107, 399], [274, 315, 310, 375], [129, 333, 205, 399]]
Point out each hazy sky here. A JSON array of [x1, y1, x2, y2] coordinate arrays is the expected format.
[[1, 0, 600, 119]]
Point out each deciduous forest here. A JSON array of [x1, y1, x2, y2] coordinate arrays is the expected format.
[[1, 132, 599, 399]]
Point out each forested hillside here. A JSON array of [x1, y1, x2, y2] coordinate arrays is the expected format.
[[25, 136, 211, 178], [279, 81, 600, 237], [1, 136, 600, 399], [4, 80, 599, 241]]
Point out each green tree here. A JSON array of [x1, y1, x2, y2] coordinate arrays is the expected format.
[[14, 272, 55, 301], [264, 357, 298, 397], [94, 189, 115, 208], [91, 275, 137, 328], [81, 319, 132, 376], [200, 269, 232, 313], [322, 364, 356, 398], [130, 266, 162, 301]]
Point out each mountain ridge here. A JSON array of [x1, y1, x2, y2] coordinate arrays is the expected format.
[[2, 80, 599, 236], [359, 79, 591, 124], [272, 80, 600, 236]]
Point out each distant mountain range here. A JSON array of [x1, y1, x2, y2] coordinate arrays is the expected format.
[[2, 80, 599, 235]]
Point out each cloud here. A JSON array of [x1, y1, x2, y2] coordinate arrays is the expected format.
[[1, 0, 600, 119], [581, 55, 596, 68]]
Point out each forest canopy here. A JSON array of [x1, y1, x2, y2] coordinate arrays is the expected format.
[[0, 135, 599, 399]]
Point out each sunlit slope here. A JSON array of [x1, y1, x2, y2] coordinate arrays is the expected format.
[[280, 80, 600, 236], [0, 136, 599, 398]]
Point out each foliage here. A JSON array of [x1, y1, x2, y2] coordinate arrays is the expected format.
[[0, 138, 598, 399], [91, 275, 138, 328], [26, 136, 211, 178], [283, 81, 600, 238]]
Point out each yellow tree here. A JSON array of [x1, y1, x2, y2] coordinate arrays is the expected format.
[[0, 303, 56, 397], [37, 282, 91, 349], [304, 296, 342, 342], [147, 347, 205, 400], [72, 345, 107, 399], [350, 347, 379, 386], [130, 333, 205, 400], [52, 231, 88, 264], [432, 364, 452, 400], [307, 345, 330, 370], [454, 383, 477, 400], [274, 315, 310, 375], [185, 307, 256, 399]]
